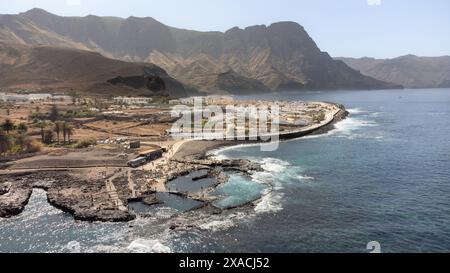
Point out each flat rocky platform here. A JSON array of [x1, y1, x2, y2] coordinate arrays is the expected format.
[[0, 158, 261, 221]]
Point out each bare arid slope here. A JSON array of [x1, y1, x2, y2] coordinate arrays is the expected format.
[[0, 42, 189, 97], [337, 55, 450, 89], [0, 8, 400, 94]]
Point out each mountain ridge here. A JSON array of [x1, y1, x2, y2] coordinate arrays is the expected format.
[[0, 8, 401, 94], [0, 42, 190, 97], [337, 55, 450, 88]]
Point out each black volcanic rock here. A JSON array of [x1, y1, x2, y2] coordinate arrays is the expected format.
[[0, 43, 190, 97], [108, 74, 166, 92]]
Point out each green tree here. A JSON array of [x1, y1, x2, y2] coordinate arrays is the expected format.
[[1, 119, 15, 134], [65, 123, 74, 144], [48, 105, 59, 122], [14, 132, 29, 153], [0, 129, 11, 156], [54, 121, 63, 143], [312, 112, 325, 123], [36, 120, 48, 143], [17, 123, 28, 133], [62, 122, 67, 144], [43, 129, 54, 144]]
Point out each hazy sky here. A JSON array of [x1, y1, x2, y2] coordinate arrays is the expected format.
[[1, 0, 449, 58]]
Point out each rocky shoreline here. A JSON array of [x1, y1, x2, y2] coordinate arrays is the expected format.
[[0, 158, 261, 221], [0, 104, 348, 222]]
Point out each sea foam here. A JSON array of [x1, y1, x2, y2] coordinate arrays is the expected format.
[[254, 191, 284, 214], [297, 175, 315, 181], [127, 239, 171, 253], [260, 158, 289, 173], [199, 219, 235, 231], [64, 241, 82, 253], [347, 108, 366, 114]]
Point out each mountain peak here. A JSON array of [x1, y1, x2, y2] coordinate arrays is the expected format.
[[270, 21, 301, 26], [126, 15, 158, 21], [224, 26, 242, 34], [225, 22, 304, 34], [269, 21, 304, 30], [397, 54, 418, 59], [22, 8, 55, 17]]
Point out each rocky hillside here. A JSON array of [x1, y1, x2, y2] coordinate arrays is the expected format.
[[337, 55, 450, 89], [0, 8, 399, 94], [0, 42, 189, 97]]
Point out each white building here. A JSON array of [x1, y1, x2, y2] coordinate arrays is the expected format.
[[51, 95, 72, 102], [0, 93, 29, 103], [114, 97, 153, 105], [178, 96, 206, 105], [0, 92, 71, 104], [28, 93, 52, 101], [205, 95, 234, 105]]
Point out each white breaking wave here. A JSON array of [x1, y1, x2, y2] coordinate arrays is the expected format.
[[327, 116, 378, 140], [260, 158, 289, 173], [297, 175, 315, 181], [199, 219, 235, 231], [211, 153, 229, 161], [64, 241, 82, 253], [251, 171, 274, 183], [370, 112, 383, 117], [208, 142, 269, 160], [254, 190, 284, 214], [127, 239, 172, 253], [153, 207, 179, 219], [334, 117, 377, 131], [318, 107, 380, 139], [347, 108, 366, 114], [250, 158, 293, 214]]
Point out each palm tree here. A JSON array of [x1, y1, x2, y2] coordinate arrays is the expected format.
[[17, 123, 28, 133], [15, 132, 28, 153], [49, 105, 59, 122], [54, 121, 63, 143], [0, 129, 11, 156], [62, 122, 67, 144], [43, 129, 54, 145], [65, 124, 74, 144], [1, 119, 15, 134], [36, 121, 48, 143]]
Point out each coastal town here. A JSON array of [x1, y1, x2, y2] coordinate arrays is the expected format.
[[2, 1, 450, 257], [0, 91, 347, 222]]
